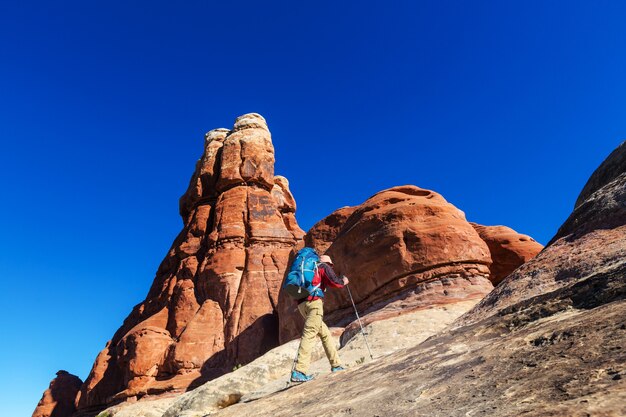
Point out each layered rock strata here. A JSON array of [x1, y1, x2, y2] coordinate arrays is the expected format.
[[74, 114, 304, 413], [32, 371, 83, 417], [470, 223, 543, 285], [278, 185, 496, 343]]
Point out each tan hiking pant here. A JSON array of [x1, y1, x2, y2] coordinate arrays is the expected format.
[[294, 299, 341, 374]]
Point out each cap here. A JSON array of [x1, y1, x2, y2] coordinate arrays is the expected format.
[[319, 255, 333, 265]]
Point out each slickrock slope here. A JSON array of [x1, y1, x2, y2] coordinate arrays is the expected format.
[[73, 114, 304, 414], [95, 301, 480, 417], [470, 223, 543, 285], [33, 371, 83, 417], [460, 141, 626, 326], [209, 141, 626, 417], [279, 185, 495, 343], [575, 141, 626, 209]]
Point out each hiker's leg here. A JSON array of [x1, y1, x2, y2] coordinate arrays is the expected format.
[[294, 300, 323, 374], [318, 320, 341, 368]]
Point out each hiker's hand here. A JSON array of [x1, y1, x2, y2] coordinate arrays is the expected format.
[[343, 276, 349, 285]]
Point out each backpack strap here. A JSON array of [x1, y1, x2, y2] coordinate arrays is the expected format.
[[309, 261, 322, 297], [299, 257, 322, 297]]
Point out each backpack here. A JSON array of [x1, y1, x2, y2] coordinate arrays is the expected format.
[[283, 247, 323, 299]]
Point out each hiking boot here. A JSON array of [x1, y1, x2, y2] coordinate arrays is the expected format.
[[291, 370, 314, 382], [331, 366, 345, 372]]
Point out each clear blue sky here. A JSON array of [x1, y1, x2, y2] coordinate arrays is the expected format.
[[1, 1, 624, 415]]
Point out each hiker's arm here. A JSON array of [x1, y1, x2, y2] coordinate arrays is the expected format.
[[321, 264, 344, 288]]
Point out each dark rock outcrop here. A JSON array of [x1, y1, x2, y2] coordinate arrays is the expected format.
[[461, 140, 626, 324], [32, 371, 83, 417], [575, 141, 626, 208]]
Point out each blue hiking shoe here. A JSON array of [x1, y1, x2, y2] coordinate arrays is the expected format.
[[331, 366, 345, 372], [290, 370, 314, 382]]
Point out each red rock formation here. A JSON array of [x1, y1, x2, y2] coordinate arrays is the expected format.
[[32, 371, 82, 417], [75, 114, 304, 413], [304, 206, 356, 255], [278, 185, 495, 343], [470, 223, 543, 285]]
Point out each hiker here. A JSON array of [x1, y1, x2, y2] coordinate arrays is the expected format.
[[291, 254, 349, 383]]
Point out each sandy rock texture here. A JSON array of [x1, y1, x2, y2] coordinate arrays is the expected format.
[[460, 140, 626, 326], [33, 371, 83, 417], [575, 140, 626, 208], [94, 397, 175, 417], [303, 206, 356, 255], [470, 223, 543, 285], [278, 185, 496, 343], [196, 141, 626, 417], [73, 114, 304, 414], [98, 300, 479, 417]]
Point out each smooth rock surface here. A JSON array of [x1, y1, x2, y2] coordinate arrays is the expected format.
[[470, 223, 543, 285], [95, 398, 176, 417], [100, 299, 479, 417]]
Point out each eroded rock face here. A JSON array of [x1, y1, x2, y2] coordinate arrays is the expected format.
[[278, 185, 495, 343], [470, 223, 543, 285], [32, 371, 82, 417], [303, 206, 356, 255], [75, 114, 304, 412]]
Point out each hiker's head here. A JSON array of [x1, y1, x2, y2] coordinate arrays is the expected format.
[[320, 255, 333, 266]]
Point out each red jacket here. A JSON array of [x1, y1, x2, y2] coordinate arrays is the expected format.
[[303, 263, 344, 302]]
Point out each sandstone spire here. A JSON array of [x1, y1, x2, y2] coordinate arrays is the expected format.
[[76, 113, 304, 412]]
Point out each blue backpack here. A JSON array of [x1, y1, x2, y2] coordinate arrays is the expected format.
[[283, 247, 323, 299]]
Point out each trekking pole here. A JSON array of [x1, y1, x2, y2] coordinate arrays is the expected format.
[[345, 284, 374, 360]]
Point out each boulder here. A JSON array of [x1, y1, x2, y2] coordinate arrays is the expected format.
[[278, 185, 495, 343], [470, 223, 543, 285]]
